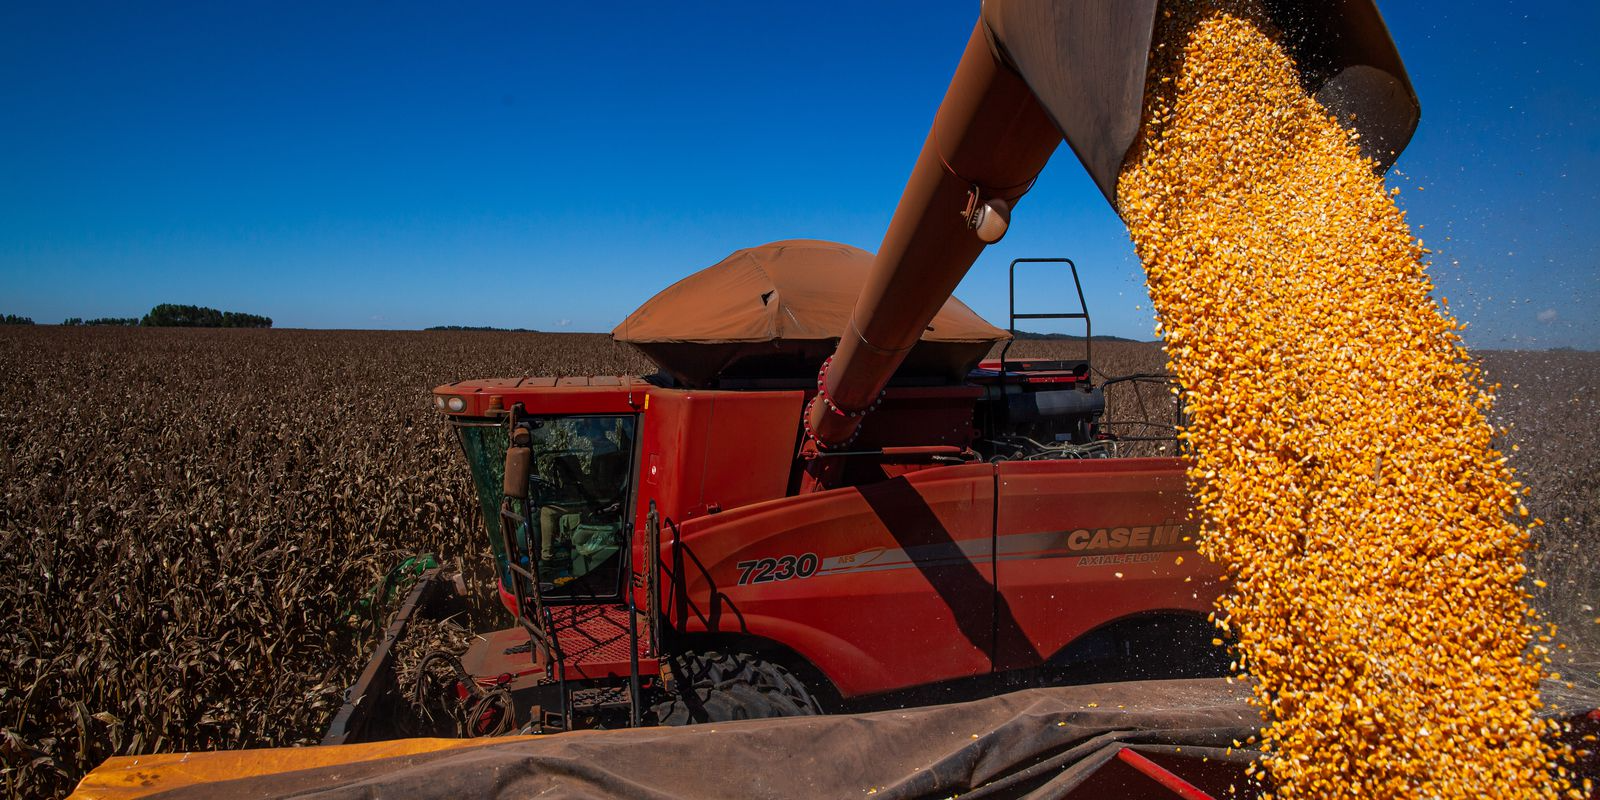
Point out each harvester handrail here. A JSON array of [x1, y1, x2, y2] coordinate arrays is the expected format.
[[646, 500, 661, 657], [1000, 257, 1092, 380]]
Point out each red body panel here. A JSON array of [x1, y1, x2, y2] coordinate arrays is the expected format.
[[993, 459, 1218, 671], [434, 376, 643, 417], [666, 464, 997, 696], [846, 386, 983, 451], [634, 388, 802, 522], [437, 377, 1221, 703], [660, 458, 1215, 699]]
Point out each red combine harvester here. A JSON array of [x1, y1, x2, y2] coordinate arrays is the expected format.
[[382, 242, 1224, 736], [326, 0, 1423, 777]]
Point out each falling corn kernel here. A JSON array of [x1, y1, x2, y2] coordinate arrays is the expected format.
[[1118, 1, 1565, 797]]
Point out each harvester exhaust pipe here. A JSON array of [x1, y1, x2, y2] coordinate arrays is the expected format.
[[804, 0, 1418, 450]]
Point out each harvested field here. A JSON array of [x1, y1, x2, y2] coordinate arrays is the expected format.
[[0, 327, 1593, 798], [1482, 351, 1600, 673]]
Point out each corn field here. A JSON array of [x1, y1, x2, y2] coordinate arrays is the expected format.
[[0, 327, 649, 799], [0, 327, 1592, 798]]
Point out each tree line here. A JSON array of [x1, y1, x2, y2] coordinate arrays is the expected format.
[[54, 305, 273, 328], [61, 317, 139, 327], [138, 304, 272, 328], [424, 325, 538, 332]]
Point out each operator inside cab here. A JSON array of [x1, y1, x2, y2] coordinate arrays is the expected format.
[[527, 415, 634, 592]]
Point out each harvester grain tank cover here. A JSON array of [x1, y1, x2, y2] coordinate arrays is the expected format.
[[613, 239, 1009, 386]]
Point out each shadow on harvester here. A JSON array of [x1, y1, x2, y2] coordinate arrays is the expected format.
[[847, 477, 1228, 714], [859, 475, 1041, 662], [656, 474, 1233, 718], [667, 519, 747, 636]]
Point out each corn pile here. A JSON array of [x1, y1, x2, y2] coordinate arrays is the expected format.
[[1117, 1, 1572, 796]]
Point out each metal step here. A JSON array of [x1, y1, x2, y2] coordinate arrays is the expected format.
[[571, 684, 633, 710]]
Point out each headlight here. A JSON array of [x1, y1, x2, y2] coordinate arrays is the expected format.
[[434, 395, 447, 409], [445, 396, 466, 413]]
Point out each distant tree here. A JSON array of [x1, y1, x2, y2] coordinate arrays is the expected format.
[[65, 316, 139, 326], [141, 304, 270, 328], [2, 314, 34, 325], [220, 311, 272, 328], [142, 304, 218, 327]]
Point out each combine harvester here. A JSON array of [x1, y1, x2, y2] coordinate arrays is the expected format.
[[72, 1, 1600, 798]]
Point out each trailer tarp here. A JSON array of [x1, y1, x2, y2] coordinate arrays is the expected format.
[[71, 677, 1600, 799], [73, 679, 1267, 800]]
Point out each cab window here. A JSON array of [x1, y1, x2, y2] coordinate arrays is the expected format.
[[526, 415, 636, 597]]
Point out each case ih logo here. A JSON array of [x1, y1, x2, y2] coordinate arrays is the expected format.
[[804, 524, 1199, 581], [1063, 524, 1189, 554]]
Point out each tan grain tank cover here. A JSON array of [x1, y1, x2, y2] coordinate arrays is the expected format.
[[613, 239, 1007, 385], [615, 239, 1005, 344]]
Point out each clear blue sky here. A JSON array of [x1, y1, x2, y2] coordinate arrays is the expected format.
[[1, 2, 1595, 348]]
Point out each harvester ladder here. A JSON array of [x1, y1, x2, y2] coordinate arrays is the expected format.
[[499, 501, 570, 728]]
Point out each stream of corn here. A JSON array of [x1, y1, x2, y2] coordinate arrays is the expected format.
[[1118, 1, 1573, 796]]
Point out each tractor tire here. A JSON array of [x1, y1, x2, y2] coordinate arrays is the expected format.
[[652, 650, 822, 726]]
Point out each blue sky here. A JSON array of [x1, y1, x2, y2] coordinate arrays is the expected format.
[[1, 2, 1595, 348]]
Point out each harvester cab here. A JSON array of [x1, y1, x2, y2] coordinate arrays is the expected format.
[[491, 412, 633, 594]]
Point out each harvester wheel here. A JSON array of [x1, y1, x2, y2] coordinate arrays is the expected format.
[[652, 650, 822, 726]]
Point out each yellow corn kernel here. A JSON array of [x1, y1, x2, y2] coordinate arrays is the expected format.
[[1118, 1, 1566, 797]]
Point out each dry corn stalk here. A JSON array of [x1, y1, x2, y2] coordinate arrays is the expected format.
[[1119, 1, 1570, 796], [0, 328, 653, 799]]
